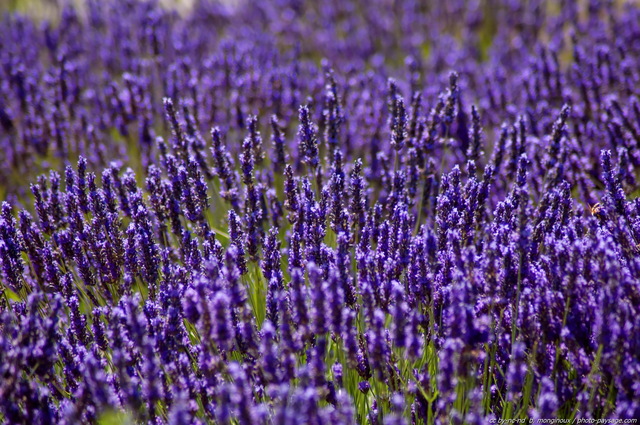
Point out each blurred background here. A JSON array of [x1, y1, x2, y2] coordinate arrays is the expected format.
[[2, 0, 216, 18], [4, 0, 639, 24]]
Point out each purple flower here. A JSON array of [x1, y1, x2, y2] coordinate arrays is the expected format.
[[1, 2, 640, 422], [298, 105, 319, 171]]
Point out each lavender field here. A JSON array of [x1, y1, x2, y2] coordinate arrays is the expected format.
[[0, 0, 639, 424]]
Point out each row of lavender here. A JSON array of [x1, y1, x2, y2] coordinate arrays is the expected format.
[[1, 0, 640, 424]]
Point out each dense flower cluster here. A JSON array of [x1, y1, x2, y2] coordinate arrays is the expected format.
[[1, 0, 640, 424]]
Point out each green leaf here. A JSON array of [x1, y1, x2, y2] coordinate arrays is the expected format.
[[98, 409, 135, 425], [4, 287, 22, 302]]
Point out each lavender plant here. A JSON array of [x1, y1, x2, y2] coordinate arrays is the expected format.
[[1, 0, 640, 424]]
